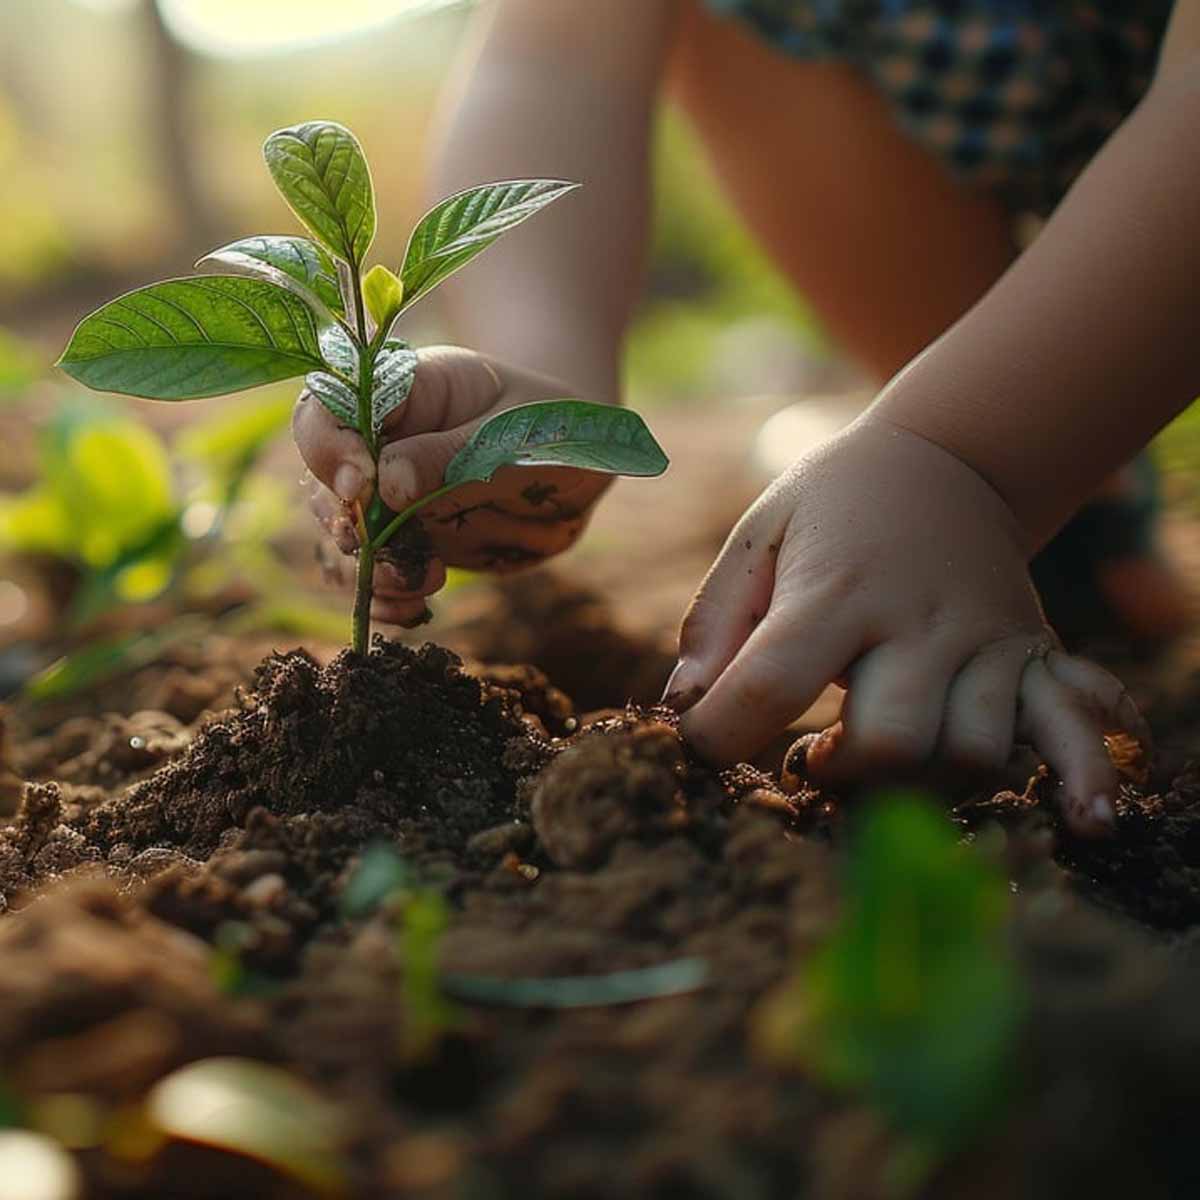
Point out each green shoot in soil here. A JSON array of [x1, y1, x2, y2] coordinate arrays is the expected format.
[[58, 120, 669, 654], [342, 844, 458, 1064], [760, 794, 1024, 1195]]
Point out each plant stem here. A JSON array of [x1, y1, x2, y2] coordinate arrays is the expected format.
[[351, 537, 375, 655], [348, 258, 379, 656], [369, 483, 457, 550]]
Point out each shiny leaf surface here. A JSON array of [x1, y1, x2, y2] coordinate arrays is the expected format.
[[370, 340, 417, 433], [263, 121, 375, 266], [444, 400, 668, 486], [58, 277, 326, 400], [399, 179, 577, 314], [197, 235, 345, 317]]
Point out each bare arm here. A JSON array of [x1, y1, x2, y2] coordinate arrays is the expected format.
[[874, 0, 1200, 549], [428, 0, 680, 405]]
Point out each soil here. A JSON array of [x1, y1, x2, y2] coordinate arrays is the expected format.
[[3, 623, 1200, 1200]]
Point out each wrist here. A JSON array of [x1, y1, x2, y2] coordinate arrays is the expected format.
[[867, 355, 1097, 554]]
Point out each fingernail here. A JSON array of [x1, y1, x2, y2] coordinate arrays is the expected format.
[[334, 464, 365, 503], [1089, 793, 1116, 827], [660, 661, 706, 712], [389, 457, 419, 507]]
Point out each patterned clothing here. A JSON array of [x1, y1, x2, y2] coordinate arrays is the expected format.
[[707, 0, 1172, 213]]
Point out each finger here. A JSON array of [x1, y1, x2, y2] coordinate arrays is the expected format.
[[678, 605, 860, 764], [377, 425, 482, 512], [293, 391, 375, 503], [1044, 650, 1151, 749], [310, 487, 358, 555], [663, 515, 786, 711], [807, 637, 968, 782], [372, 596, 433, 627], [938, 637, 1028, 771], [380, 345, 506, 440], [374, 557, 447, 599], [1018, 657, 1118, 838]]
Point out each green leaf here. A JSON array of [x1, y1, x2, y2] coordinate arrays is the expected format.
[[443, 958, 709, 1009], [197, 235, 345, 317], [362, 263, 403, 329], [147, 1058, 345, 1194], [57, 277, 327, 400], [341, 843, 413, 918], [263, 121, 375, 267], [800, 794, 1023, 1152], [317, 322, 359, 382], [399, 179, 578, 314], [444, 400, 668, 486], [305, 371, 359, 427], [371, 340, 417, 433]]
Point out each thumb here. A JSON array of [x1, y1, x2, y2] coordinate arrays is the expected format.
[[374, 346, 506, 511], [376, 424, 478, 511]]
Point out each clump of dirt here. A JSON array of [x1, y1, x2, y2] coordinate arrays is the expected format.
[[1042, 765, 1200, 930], [9, 629, 1200, 1198], [0, 640, 549, 913]]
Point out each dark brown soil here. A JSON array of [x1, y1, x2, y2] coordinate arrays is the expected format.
[[4, 635, 1200, 1199]]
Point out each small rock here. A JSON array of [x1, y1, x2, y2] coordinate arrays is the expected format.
[[466, 822, 534, 859]]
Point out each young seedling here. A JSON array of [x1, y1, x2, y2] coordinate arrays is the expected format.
[[58, 120, 669, 653], [757, 794, 1024, 1195], [342, 843, 458, 1064]]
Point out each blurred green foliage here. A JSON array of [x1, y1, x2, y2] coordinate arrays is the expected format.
[[0, 326, 40, 400], [0, 399, 181, 618], [341, 844, 459, 1063], [763, 795, 1023, 1192]]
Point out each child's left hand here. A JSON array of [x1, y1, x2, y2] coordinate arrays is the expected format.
[[665, 415, 1147, 837], [294, 346, 612, 625]]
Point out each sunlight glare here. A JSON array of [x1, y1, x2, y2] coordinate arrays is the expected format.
[[156, 0, 466, 57]]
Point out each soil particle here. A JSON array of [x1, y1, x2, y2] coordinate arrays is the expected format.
[[0, 879, 265, 1102], [531, 724, 691, 868], [79, 641, 537, 863]]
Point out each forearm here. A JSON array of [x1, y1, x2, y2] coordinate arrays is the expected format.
[[874, 59, 1200, 550], [428, 0, 677, 406]]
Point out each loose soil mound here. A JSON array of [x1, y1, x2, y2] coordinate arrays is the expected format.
[[3, 639, 1200, 1198]]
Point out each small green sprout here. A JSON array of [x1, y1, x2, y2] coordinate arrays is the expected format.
[[342, 843, 458, 1064], [58, 120, 669, 653], [760, 794, 1024, 1194]]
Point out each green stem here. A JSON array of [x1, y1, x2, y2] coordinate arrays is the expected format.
[[347, 258, 380, 655], [369, 483, 457, 550], [351, 538, 375, 655]]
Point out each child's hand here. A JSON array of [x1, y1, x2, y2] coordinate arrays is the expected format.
[[293, 346, 611, 626], [666, 416, 1147, 837]]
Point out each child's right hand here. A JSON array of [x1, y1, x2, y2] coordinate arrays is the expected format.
[[667, 415, 1147, 837], [293, 346, 613, 626]]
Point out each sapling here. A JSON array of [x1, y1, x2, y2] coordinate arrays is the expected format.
[[58, 120, 669, 652]]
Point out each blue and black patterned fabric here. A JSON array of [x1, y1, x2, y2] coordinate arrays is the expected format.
[[707, 0, 1171, 212]]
